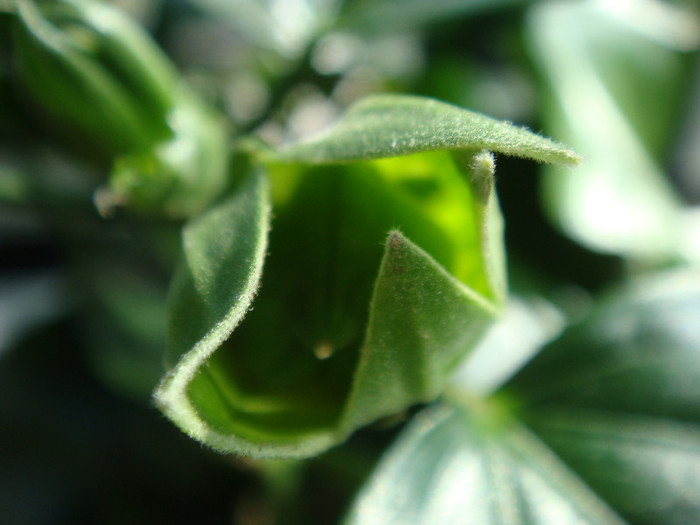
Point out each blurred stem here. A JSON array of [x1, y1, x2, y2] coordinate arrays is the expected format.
[[247, 42, 340, 134]]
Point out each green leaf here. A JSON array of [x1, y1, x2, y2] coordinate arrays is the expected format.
[[271, 94, 581, 166], [0, 271, 69, 358], [340, 0, 531, 34], [452, 295, 565, 396], [503, 268, 700, 523], [184, 0, 335, 58], [348, 267, 700, 525], [523, 411, 700, 525], [153, 169, 271, 453], [341, 230, 498, 433], [345, 402, 624, 524], [526, 1, 699, 260], [78, 253, 169, 402]]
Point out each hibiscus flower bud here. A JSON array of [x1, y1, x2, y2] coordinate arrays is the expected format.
[[13, 0, 228, 218]]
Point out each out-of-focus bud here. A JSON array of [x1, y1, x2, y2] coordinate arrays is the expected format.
[[109, 97, 229, 219], [13, 0, 176, 157], [12, 0, 229, 218]]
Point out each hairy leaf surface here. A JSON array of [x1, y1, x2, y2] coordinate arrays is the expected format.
[[156, 95, 577, 457]]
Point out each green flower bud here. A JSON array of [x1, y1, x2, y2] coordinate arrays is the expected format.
[[108, 97, 229, 219], [13, 0, 176, 157], [13, 0, 230, 218], [155, 95, 580, 458]]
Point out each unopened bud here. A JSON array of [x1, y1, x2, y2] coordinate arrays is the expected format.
[[13, 0, 176, 158]]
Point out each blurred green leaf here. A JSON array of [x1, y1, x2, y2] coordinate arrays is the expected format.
[[452, 296, 565, 396], [524, 410, 700, 525], [340, 0, 531, 34], [527, 0, 700, 260], [506, 268, 700, 423], [345, 402, 623, 524], [81, 265, 168, 402], [348, 267, 700, 524], [185, 0, 341, 58], [271, 94, 580, 165], [0, 271, 70, 358], [504, 268, 700, 523]]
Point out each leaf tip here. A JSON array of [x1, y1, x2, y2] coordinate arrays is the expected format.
[[560, 150, 584, 167], [386, 229, 408, 254]]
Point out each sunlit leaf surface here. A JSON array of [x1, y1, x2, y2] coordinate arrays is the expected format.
[[347, 268, 700, 524], [345, 403, 624, 525], [505, 268, 700, 523], [272, 94, 581, 165], [527, 1, 700, 260]]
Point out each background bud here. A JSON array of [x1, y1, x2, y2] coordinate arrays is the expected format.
[[13, 0, 176, 158], [12, 0, 230, 218]]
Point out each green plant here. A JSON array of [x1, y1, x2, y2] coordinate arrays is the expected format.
[[2, 0, 699, 524]]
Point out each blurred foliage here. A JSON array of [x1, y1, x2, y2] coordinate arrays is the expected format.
[[2, 0, 700, 524]]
